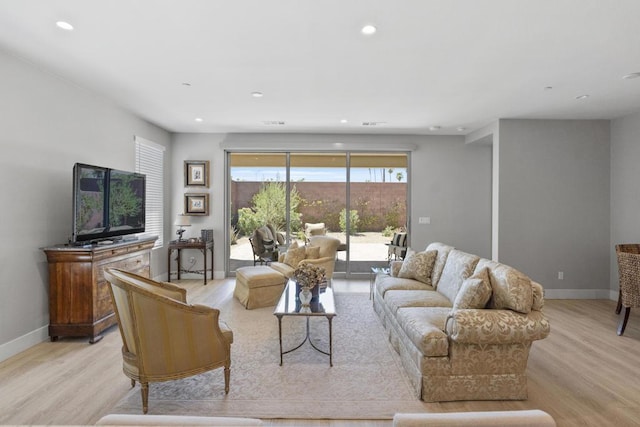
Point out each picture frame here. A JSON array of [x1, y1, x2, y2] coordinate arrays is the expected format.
[[184, 193, 209, 216], [184, 160, 209, 187]]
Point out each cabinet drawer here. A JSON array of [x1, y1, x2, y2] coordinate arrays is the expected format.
[[96, 293, 114, 320], [97, 254, 148, 281]]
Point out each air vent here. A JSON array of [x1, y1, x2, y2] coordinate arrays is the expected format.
[[262, 121, 286, 125]]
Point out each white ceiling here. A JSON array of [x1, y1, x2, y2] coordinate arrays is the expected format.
[[1, 0, 640, 135]]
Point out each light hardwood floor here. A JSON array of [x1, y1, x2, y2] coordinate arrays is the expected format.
[[0, 278, 639, 426]]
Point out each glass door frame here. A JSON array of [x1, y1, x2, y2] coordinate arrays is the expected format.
[[224, 150, 411, 278]]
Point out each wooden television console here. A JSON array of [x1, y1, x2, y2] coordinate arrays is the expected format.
[[42, 236, 157, 343]]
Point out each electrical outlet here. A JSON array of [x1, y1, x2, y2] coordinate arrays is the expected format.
[[189, 256, 195, 264], [558, 271, 564, 280], [418, 217, 430, 224]]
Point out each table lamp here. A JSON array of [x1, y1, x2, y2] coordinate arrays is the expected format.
[[174, 214, 191, 242]]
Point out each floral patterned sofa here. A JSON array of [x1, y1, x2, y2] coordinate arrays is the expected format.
[[373, 242, 550, 402]]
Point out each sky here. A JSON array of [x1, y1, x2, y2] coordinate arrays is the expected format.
[[231, 167, 407, 183]]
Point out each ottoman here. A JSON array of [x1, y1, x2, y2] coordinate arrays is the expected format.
[[234, 266, 286, 309]]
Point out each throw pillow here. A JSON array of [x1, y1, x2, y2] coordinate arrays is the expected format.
[[289, 240, 299, 249], [305, 245, 321, 259], [397, 250, 437, 284], [283, 246, 306, 267], [453, 267, 492, 309]]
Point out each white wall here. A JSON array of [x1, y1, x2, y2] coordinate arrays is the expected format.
[[170, 132, 493, 276], [498, 119, 611, 298], [610, 111, 640, 294], [0, 49, 171, 361]]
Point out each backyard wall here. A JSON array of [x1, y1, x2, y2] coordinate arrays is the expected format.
[[230, 181, 407, 232]]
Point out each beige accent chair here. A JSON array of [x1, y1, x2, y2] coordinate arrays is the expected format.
[[615, 243, 640, 335], [270, 236, 341, 281], [104, 268, 233, 414], [304, 222, 327, 241]]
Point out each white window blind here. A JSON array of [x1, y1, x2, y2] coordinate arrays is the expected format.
[[135, 136, 165, 248]]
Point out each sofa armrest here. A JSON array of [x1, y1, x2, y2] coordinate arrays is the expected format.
[[445, 309, 550, 345]]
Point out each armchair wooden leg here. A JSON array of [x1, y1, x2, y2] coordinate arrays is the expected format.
[[141, 382, 149, 414], [617, 307, 631, 336], [616, 290, 622, 314], [224, 366, 230, 394]]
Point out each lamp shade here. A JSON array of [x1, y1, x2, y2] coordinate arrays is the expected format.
[[174, 214, 191, 227]]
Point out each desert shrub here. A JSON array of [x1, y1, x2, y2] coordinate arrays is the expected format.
[[382, 225, 395, 237], [383, 200, 406, 229], [339, 208, 360, 234], [236, 181, 303, 234]]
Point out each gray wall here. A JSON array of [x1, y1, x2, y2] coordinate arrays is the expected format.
[[498, 119, 611, 298], [170, 133, 493, 276], [0, 48, 171, 361], [610, 111, 640, 293]]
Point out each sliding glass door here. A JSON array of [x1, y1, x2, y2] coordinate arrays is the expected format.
[[227, 151, 409, 276]]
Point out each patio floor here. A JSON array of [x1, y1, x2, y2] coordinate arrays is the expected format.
[[228, 232, 395, 274]]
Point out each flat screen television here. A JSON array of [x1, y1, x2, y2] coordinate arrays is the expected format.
[[72, 163, 146, 243]]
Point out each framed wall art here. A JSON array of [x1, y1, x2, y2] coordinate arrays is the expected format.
[[184, 193, 209, 216], [184, 160, 209, 187]]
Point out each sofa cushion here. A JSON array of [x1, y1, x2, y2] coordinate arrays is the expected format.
[[436, 250, 480, 304], [453, 267, 492, 309], [376, 274, 432, 298], [475, 259, 533, 314], [283, 246, 307, 267], [425, 242, 455, 289], [398, 250, 437, 284], [396, 307, 451, 357], [384, 290, 451, 314]]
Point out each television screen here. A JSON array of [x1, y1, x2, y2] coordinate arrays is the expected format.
[[108, 169, 145, 234], [73, 164, 108, 240], [72, 163, 146, 243]]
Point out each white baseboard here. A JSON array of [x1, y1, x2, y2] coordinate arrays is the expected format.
[[0, 325, 48, 363], [545, 288, 616, 300]]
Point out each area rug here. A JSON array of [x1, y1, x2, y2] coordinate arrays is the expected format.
[[110, 292, 428, 419]]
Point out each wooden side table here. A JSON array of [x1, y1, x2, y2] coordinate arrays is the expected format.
[[168, 239, 214, 285]]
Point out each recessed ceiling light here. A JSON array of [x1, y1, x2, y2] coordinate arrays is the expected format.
[[251, 91, 264, 98], [340, 119, 348, 124], [194, 117, 203, 122], [575, 94, 590, 100], [56, 21, 74, 31], [428, 126, 441, 131], [544, 86, 553, 90], [456, 127, 466, 132], [182, 82, 192, 87], [361, 25, 377, 35], [623, 72, 640, 80]]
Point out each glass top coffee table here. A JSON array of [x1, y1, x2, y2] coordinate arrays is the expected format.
[[273, 279, 336, 366]]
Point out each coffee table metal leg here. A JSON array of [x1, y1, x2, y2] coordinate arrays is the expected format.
[[328, 316, 333, 367], [277, 315, 283, 366]]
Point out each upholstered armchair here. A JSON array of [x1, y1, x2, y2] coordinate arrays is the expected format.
[[306, 235, 341, 278], [304, 222, 327, 242], [615, 244, 640, 335], [271, 236, 341, 283], [103, 268, 233, 414]]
